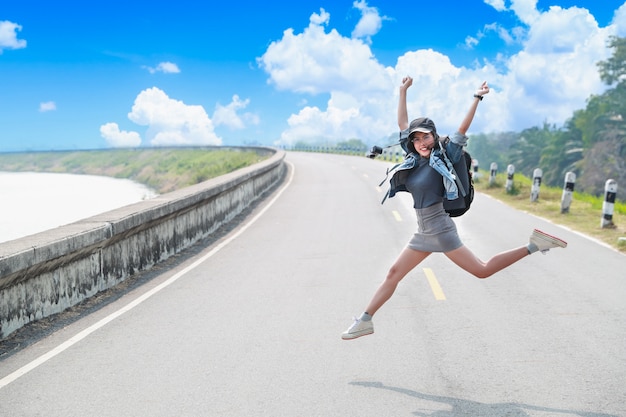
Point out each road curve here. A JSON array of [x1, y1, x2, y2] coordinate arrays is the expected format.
[[0, 152, 624, 416]]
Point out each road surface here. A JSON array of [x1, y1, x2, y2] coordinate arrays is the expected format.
[[0, 152, 624, 416]]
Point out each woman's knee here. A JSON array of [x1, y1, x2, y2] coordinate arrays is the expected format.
[[472, 270, 492, 279], [385, 265, 405, 283], [446, 248, 492, 279], [458, 263, 492, 279]]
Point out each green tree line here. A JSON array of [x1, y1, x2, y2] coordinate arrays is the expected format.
[[467, 36, 626, 199]]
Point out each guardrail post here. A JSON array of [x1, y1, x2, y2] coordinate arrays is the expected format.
[[601, 179, 618, 228], [530, 168, 542, 202], [472, 159, 479, 180], [505, 164, 515, 193], [560, 172, 576, 213], [489, 162, 497, 186]]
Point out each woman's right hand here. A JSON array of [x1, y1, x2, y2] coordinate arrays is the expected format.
[[400, 76, 413, 91]]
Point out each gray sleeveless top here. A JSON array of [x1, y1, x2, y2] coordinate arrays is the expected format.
[[405, 156, 445, 209]]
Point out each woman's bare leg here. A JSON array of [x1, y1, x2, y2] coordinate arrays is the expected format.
[[364, 247, 431, 316], [444, 245, 528, 279]]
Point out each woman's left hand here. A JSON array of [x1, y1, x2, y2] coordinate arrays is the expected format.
[[476, 81, 490, 97]]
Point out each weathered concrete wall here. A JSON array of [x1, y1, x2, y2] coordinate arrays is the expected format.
[[0, 148, 286, 339]]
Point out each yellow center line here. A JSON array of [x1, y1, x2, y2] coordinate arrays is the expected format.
[[423, 268, 446, 300], [392, 210, 402, 222]]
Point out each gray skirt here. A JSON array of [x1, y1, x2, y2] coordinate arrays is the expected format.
[[407, 202, 463, 252]]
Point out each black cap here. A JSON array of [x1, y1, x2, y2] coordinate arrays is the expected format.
[[408, 117, 437, 136]]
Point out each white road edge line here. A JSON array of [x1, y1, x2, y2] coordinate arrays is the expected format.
[[0, 161, 296, 390]]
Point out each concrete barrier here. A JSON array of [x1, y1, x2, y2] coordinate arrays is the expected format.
[[0, 148, 287, 339]]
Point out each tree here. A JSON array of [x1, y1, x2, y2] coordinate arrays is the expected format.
[[574, 36, 626, 195], [466, 131, 517, 173], [539, 118, 584, 186], [335, 138, 368, 152], [597, 36, 626, 86], [507, 124, 557, 178]]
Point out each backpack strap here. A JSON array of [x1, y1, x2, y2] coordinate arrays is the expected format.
[[378, 162, 401, 187], [381, 189, 391, 204], [438, 143, 467, 198], [378, 162, 402, 204]]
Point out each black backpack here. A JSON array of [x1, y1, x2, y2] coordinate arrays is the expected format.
[[439, 144, 474, 217]]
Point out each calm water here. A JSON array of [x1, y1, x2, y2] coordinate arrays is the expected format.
[[0, 172, 157, 244]]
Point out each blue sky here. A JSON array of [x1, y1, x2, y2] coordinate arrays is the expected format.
[[1, 0, 625, 152]]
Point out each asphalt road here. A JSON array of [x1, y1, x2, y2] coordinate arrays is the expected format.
[[0, 152, 624, 417]]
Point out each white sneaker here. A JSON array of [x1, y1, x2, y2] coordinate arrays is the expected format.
[[342, 317, 374, 340], [529, 229, 567, 254]]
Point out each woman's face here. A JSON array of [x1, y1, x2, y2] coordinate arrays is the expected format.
[[411, 132, 435, 158]]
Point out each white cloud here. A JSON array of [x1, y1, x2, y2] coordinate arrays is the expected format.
[[39, 101, 56, 112], [279, 92, 364, 144], [465, 35, 480, 49], [525, 6, 599, 53], [259, 1, 622, 146], [509, 0, 541, 25], [351, 0, 386, 43], [489, 22, 518, 45], [212, 95, 259, 129], [101, 88, 232, 148], [612, 2, 626, 36], [466, 23, 518, 50], [144, 61, 181, 74], [127, 87, 221, 146], [484, 0, 507, 12], [497, 5, 611, 129], [100, 122, 142, 148], [0, 21, 27, 52], [309, 8, 330, 26], [258, 8, 388, 96]]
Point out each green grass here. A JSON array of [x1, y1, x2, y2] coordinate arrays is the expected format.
[[0, 148, 269, 194], [474, 171, 626, 253]]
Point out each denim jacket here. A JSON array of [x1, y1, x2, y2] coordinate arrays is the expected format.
[[381, 129, 468, 202]]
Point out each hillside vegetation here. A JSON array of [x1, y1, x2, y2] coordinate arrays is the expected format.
[[0, 147, 269, 194]]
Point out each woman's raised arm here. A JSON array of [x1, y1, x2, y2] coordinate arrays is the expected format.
[[458, 81, 490, 135], [398, 76, 413, 131]]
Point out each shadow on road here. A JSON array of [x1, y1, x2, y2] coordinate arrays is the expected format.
[[350, 381, 617, 417]]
